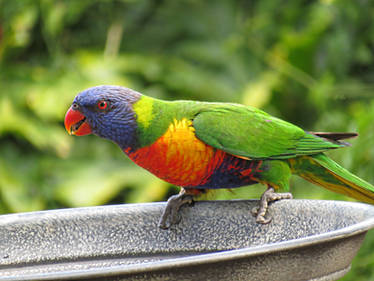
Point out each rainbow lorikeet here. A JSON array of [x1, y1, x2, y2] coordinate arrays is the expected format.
[[64, 86, 374, 229]]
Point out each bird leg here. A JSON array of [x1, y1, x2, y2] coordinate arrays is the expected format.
[[252, 185, 293, 224], [158, 188, 194, 229]]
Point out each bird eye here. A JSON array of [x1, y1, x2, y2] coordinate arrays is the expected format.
[[97, 100, 108, 110], [72, 103, 79, 110]]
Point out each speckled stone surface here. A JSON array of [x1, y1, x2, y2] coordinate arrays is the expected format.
[[0, 199, 373, 280]]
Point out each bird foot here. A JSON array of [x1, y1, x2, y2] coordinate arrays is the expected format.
[[158, 189, 194, 229], [252, 186, 293, 224]]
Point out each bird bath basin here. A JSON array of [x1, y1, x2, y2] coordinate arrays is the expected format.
[[0, 200, 373, 281]]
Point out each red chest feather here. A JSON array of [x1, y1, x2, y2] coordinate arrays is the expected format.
[[126, 119, 226, 186]]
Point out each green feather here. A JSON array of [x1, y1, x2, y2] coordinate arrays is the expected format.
[[290, 154, 374, 204], [193, 104, 341, 159]]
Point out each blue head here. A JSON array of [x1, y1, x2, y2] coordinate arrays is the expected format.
[[65, 85, 141, 149]]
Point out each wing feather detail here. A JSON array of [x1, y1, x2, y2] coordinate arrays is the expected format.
[[193, 105, 345, 160]]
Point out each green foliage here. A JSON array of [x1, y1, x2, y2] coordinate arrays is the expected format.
[[0, 1, 373, 279]]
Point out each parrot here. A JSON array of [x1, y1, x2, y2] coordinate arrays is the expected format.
[[64, 85, 374, 229]]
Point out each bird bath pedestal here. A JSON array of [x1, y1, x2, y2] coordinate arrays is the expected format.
[[0, 200, 373, 281]]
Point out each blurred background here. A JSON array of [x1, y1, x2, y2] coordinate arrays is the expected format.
[[0, 0, 374, 279]]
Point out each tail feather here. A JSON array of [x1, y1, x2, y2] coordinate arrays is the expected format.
[[290, 154, 374, 204], [310, 132, 358, 146], [310, 132, 358, 141]]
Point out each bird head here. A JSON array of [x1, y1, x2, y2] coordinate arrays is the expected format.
[[64, 85, 141, 148]]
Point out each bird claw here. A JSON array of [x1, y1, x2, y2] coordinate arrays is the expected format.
[[251, 206, 272, 224], [252, 186, 293, 224], [158, 189, 194, 229]]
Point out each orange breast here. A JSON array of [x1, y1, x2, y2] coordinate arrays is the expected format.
[[127, 118, 225, 187]]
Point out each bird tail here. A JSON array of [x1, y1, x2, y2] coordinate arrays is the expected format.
[[289, 154, 374, 204]]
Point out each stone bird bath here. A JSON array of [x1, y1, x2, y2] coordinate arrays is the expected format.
[[0, 199, 373, 281]]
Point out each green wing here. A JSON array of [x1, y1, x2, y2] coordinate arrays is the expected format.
[[193, 104, 342, 160]]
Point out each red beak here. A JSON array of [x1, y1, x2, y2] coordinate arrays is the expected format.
[[64, 107, 92, 136]]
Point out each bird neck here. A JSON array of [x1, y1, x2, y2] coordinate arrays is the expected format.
[[124, 95, 202, 151], [131, 96, 174, 149]]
